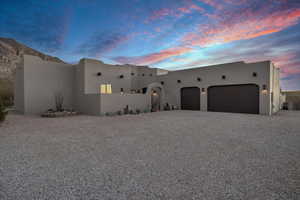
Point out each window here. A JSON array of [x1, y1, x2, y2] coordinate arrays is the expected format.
[[142, 87, 147, 94], [100, 84, 112, 94]]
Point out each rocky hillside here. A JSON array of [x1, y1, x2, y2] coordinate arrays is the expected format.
[[0, 37, 65, 80], [0, 37, 65, 105]]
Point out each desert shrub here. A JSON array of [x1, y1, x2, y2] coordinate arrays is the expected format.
[[0, 98, 8, 123], [0, 78, 14, 107], [110, 112, 117, 116], [163, 103, 171, 111], [143, 108, 150, 113], [117, 110, 122, 115], [123, 105, 129, 115]]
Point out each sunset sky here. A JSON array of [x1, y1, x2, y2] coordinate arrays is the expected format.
[[0, 0, 299, 90]]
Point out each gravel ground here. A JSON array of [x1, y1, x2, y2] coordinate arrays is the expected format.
[[0, 111, 299, 200]]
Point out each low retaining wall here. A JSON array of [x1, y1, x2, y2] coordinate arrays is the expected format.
[[100, 93, 150, 114]]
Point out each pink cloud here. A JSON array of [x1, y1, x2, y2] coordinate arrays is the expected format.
[[273, 53, 300, 78], [182, 8, 300, 47], [146, 8, 173, 22], [198, 0, 224, 10], [145, 2, 204, 23], [113, 47, 193, 65]]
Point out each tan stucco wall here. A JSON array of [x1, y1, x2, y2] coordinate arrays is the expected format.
[[15, 55, 277, 115], [74, 60, 101, 115], [82, 59, 157, 94], [14, 62, 24, 113], [100, 93, 149, 114], [283, 91, 300, 110], [270, 63, 281, 114], [157, 61, 272, 115], [17, 55, 75, 114], [83, 59, 132, 94]]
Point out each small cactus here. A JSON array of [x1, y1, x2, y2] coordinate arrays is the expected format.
[[0, 99, 8, 123]]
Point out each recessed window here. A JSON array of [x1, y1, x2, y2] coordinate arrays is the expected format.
[[142, 87, 147, 94], [160, 81, 164, 85], [177, 80, 181, 83], [97, 72, 102, 76], [222, 75, 226, 80], [100, 84, 112, 94], [131, 72, 135, 76], [197, 77, 201, 82], [253, 72, 257, 77], [120, 88, 124, 92], [119, 75, 124, 79], [142, 73, 145, 76]]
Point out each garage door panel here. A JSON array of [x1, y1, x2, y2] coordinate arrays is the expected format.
[[208, 84, 259, 114], [181, 87, 200, 110]]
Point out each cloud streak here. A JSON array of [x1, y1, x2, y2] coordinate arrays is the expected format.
[[76, 31, 131, 57], [113, 47, 193, 65], [145, 1, 204, 23], [182, 6, 300, 47]]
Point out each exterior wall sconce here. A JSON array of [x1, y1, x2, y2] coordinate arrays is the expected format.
[[262, 84, 268, 94], [119, 75, 124, 79], [222, 75, 226, 80], [177, 80, 181, 83], [253, 72, 257, 77], [201, 88, 206, 94], [152, 91, 158, 96], [160, 81, 164, 85], [197, 77, 202, 82], [97, 72, 102, 76]]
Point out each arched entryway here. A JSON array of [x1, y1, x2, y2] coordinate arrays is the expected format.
[[146, 82, 165, 112], [151, 87, 161, 112]]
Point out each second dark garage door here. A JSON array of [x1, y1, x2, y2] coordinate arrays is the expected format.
[[208, 84, 259, 114], [181, 87, 200, 110]]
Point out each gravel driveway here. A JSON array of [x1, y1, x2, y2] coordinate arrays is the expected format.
[[0, 111, 299, 200]]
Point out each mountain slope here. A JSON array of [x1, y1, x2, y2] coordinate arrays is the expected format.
[[0, 37, 65, 79], [0, 37, 66, 105]]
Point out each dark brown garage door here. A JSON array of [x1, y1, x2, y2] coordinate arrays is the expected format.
[[208, 84, 259, 114], [181, 87, 200, 110]]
